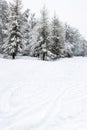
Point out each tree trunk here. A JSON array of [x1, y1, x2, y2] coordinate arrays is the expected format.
[[42, 52, 46, 60], [12, 53, 15, 59]]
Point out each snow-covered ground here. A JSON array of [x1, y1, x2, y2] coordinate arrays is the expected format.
[[0, 57, 87, 130]]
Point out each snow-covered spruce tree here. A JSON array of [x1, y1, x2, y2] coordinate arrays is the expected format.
[[34, 6, 50, 60], [28, 13, 37, 56], [21, 9, 30, 55], [64, 24, 74, 57], [50, 15, 65, 58], [0, 0, 9, 54], [22, 11, 37, 56], [65, 24, 87, 57], [3, 0, 23, 59]]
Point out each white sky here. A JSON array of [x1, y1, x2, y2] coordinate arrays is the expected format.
[[8, 0, 87, 40]]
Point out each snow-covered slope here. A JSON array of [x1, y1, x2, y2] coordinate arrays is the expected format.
[[0, 57, 87, 130]]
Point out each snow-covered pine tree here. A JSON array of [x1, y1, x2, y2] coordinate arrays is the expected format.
[[64, 24, 74, 57], [50, 14, 65, 58], [34, 6, 50, 60], [0, 0, 9, 54], [22, 11, 37, 56], [28, 13, 37, 55], [22, 9, 30, 55], [3, 0, 23, 59], [64, 24, 86, 57]]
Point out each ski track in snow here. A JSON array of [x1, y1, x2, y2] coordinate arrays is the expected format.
[[0, 57, 87, 130]]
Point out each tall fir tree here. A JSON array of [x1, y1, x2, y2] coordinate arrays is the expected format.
[[64, 24, 87, 57], [22, 11, 36, 56], [34, 6, 50, 60], [0, 0, 9, 53], [3, 0, 23, 59], [28, 13, 37, 55], [22, 9, 30, 55], [50, 14, 65, 58]]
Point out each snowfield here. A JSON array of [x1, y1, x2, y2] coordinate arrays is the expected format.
[[0, 57, 87, 130]]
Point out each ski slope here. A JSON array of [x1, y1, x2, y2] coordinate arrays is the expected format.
[[0, 57, 87, 130]]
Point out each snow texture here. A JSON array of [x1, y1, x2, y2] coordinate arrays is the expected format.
[[0, 57, 87, 130]]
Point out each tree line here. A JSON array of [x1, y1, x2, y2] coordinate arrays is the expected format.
[[0, 0, 87, 60]]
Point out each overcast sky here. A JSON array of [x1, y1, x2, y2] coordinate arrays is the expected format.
[[8, 0, 87, 39]]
